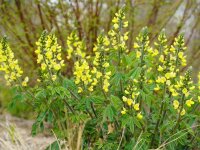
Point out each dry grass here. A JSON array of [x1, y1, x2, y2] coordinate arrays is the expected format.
[[0, 114, 55, 150]]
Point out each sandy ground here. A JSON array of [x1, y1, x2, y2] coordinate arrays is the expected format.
[[0, 114, 55, 150]]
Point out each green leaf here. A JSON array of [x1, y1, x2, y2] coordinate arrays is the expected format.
[[110, 95, 122, 109], [103, 105, 117, 122], [35, 89, 47, 99], [45, 141, 60, 150], [12, 94, 24, 101], [31, 111, 47, 136]]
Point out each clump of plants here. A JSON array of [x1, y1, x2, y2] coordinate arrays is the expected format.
[[0, 8, 200, 150]]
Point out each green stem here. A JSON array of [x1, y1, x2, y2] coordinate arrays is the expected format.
[[173, 94, 185, 132], [150, 83, 166, 148]]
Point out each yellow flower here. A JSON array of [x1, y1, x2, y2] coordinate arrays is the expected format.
[[137, 112, 143, 120], [185, 99, 194, 107], [172, 91, 179, 97], [127, 98, 133, 106], [122, 96, 127, 102], [134, 43, 140, 49], [133, 103, 140, 111], [178, 52, 184, 59], [159, 55, 164, 63], [78, 87, 83, 93], [121, 107, 127, 115], [156, 76, 166, 84], [112, 17, 118, 23], [54, 64, 61, 71], [157, 65, 164, 72], [189, 86, 195, 90], [180, 108, 186, 116], [154, 85, 160, 91], [125, 90, 130, 94], [182, 88, 187, 94], [52, 75, 57, 81], [113, 23, 119, 29], [173, 100, 179, 109], [103, 62, 109, 68], [88, 86, 93, 92], [123, 21, 128, 28], [96, 71, 102, 79], [165, 72, 176, 79], [22, 77, 29, 87], [136, 51, 141, 58]]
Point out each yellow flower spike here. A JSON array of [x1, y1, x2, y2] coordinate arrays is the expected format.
[[0, 37, 24, 85], [185, 99, 194, 107], [173, 100, 179, 109], [137, 112, 143, 120], [66, 32, 85, 60], [121, 107, 127, 115], [127, 98, 133, 106], [133, 103, 140, 111], [35, 31, 64, 81]]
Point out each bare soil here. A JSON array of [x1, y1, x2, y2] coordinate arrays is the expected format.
[[0, 114, 55, 150]]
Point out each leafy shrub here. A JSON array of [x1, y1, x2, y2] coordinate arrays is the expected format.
[[0, 8, 200, 149]]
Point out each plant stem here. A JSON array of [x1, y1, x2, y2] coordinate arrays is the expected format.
[[117, 127, 125, 150], [90, 102, 97, 118], [173, 94, 185, 132], [150, 83, 166, 148]]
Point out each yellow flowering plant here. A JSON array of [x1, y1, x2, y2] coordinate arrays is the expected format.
[[1, 8, 200, 150]]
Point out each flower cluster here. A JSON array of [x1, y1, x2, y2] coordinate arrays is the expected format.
[[92, 35, 111, 93], [0, 37, 24, 86], [35, 31, 64, 81], [108, 8, 129, 53], [154, 32, 177, 91], [133, 27, 153, 60], [172, 69, 195, 116], [170, 34, 187, 67], [121, 80, 143, 120], [74, 59, 98, 93], [66, 32, 86, 60]]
